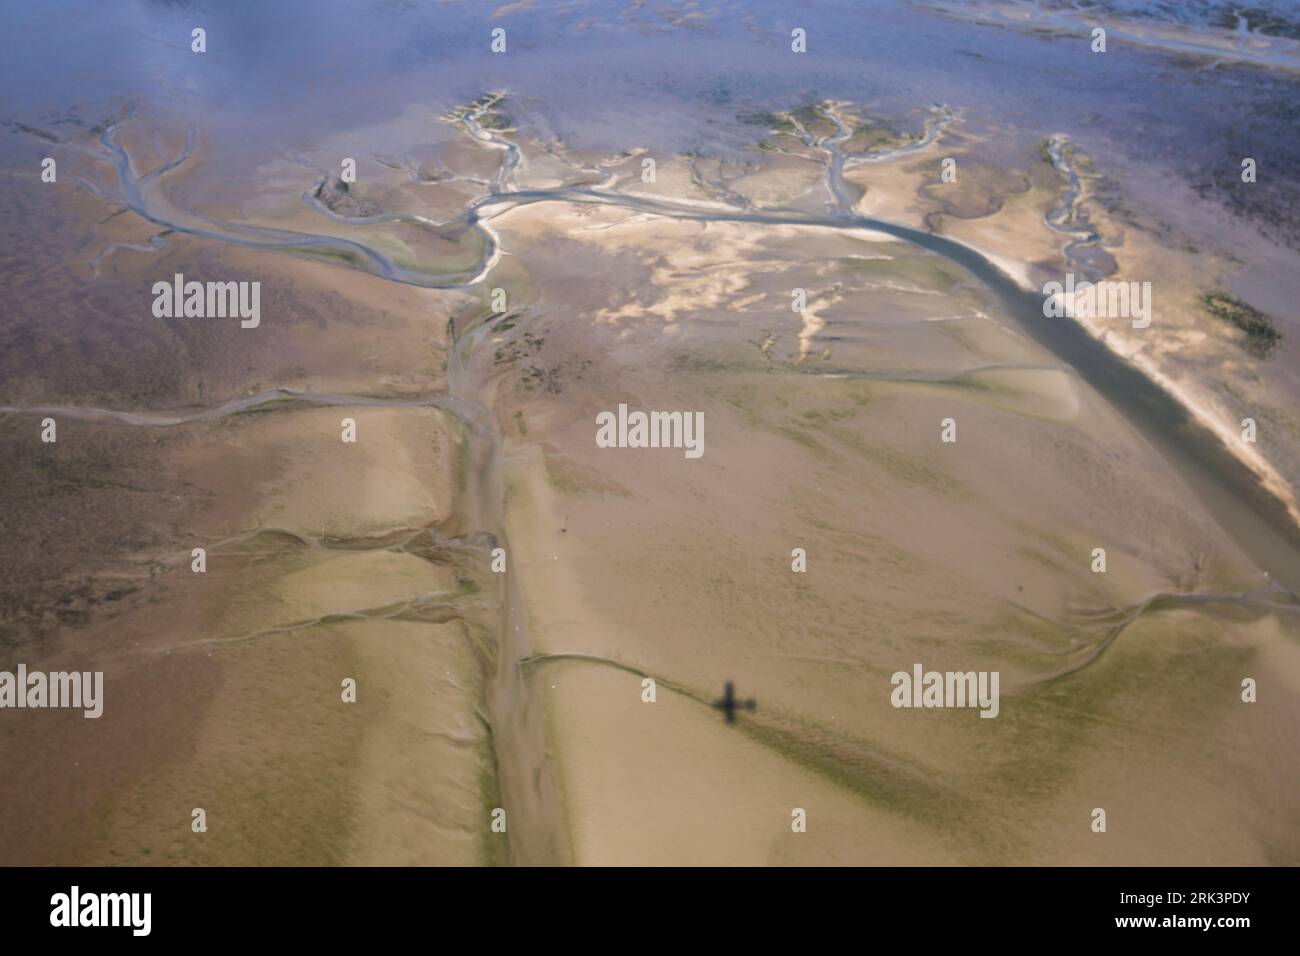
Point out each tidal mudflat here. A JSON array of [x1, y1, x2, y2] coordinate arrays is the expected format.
[[1, 1, 1297, 866]]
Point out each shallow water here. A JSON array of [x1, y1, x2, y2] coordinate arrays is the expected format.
[[4, 1, 1297, 175]]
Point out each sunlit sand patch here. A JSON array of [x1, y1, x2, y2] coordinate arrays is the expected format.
[[796, 298, 830, 359], [340, 618, 499, 866], [490, 206, 914, 328], [596, 153, 719, 204], [253, 409, 456, 539], [482, 221, 1281, 862], [168, 406, 458, 541], [271, 550, 458, 624], [729, 154, 827, 209], [846, 157, 944, 227], [545, 662, 961, 865]]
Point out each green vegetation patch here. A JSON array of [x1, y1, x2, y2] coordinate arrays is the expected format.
[[1201, 290, 1282, 359]]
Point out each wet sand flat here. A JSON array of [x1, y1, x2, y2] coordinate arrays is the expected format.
[[485, 207, 1298, 863], [2, 0, 1299, 868]]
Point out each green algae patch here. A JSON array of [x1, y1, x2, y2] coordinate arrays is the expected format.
[[1201, 290, 1282, 359]]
